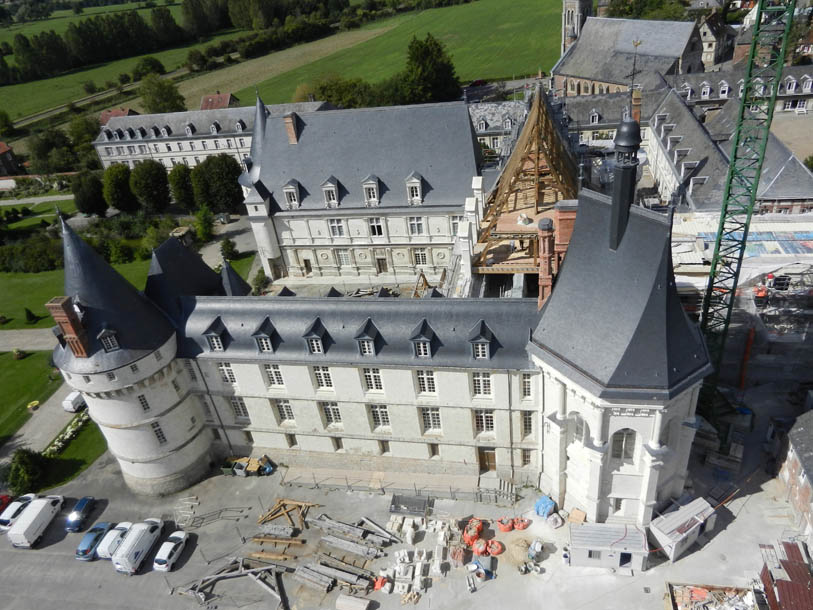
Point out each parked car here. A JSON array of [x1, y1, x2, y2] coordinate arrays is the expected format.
[[112, 518, 164, 575], [0, 493, 37, 531], [0, 495, 11, 514], [65, 496, 96, 532], [75, 522, 114, 561], [62, 390, 86, 413], [153, 530, 188, 572], [7, 495, 64, 548], [97, 522, 132, 560]]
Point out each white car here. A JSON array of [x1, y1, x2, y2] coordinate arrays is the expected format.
[[96, 521, 132, 560], [0, 493, 37, 531], [152, 530, 188, 572]]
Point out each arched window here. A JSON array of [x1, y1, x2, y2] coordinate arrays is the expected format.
[[611, 428, 636, 462]]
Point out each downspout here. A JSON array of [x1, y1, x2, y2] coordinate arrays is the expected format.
[[193, 359, 233, 455]]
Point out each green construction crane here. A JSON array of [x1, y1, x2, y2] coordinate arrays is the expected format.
[[699, 0, 797, 415]]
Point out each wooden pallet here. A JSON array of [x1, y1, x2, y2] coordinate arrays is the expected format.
[[258, 499, 320, 528]]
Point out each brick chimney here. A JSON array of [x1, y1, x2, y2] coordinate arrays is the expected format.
[[631, 89, 642, 124], [283, 112, 299, 144], [46, 296, 90, 358], [553, 200, 578, 274], [538, 218, 555, 308]]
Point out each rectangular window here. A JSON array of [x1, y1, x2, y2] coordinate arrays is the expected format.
[[421, 407, 441, 433], [285, 433, 297, 447], [208, 335, 224, 351], [415, 341, 430, 358], [408, 216, 424, 235], [185, 360, 198, 382], [408, 185, 420, 201], [521, 373, 532, 398], [275, 400, 294, 423], [214, 140, 220, 149], [313, 366, 333, 389], [416, 369, 436, 394], [588, 550, 601, 560], [100, 335, 119, 352], [239, 138, 245, 147], [83, 375, 91, 383], [370, 404, 390, 428], [364, 186, 377, 203], [308, 338, 323, 354], [285, 190, 298, 205], [474, 409, 495, 433], [522, 449, 532, 466], [379, 440, 390, 454], [328, 219, 344, 237], [211, 428, 221, 441], [428, 443, 439, 457], [363, 368, 383, 391], [359, 339, 374, 356], [106, 372, 116, 381], [218, 362, 236, 384], [332, 437, 343, 451], [130, 363, 139, 373], [451, 215, 464, 236], [199, 396, 213, 421], [413, 248, 427, 266], [321, 401, 341, 425], [264, 364, 284, 387], [151, 422, 167, 445], [230, 396, 249, 421], [138, 394, 150, 412], [472, 372, 492, 397], [171, 379, 180, 394], [154, 349, 162, 362], [336, 249, 351, 267], [473, 343, 488, 359], [324, 188, 337, 205], [257, 336, 273, 352], [369, 217, 383, 236], [613, 498, 623, 512], [522, 411, 533, 437]]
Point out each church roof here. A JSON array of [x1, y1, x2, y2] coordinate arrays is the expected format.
[[240, 101, 481, 214], [221, 260, 251, 296], [54, 218, 174, 374], [529, 166, 712, 401]]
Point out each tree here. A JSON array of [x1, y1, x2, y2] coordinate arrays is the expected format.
[[168, 164, 195, 211], [400, 33, 460, 105], [805, 155, 813, 172], [72, 171, 107, 217], [7, 449, 47, 496], [130, 160, 170, 214], [0, 109, 13, 138], [251, 268, 268, 295], [186, 48, 206, 71], [103, 165, 139, 213], [29, 128, 74, 174], [68, 115, 100, 148], [151, 6, 185, 47], [118, 72, 132, 85], [83, 80, 97, 94], [190, 154, 243, 213], [194, 203, 214, 241], [220, 238, 238, 260], [132, 56, 166, 81], [139, 73, 186, 113]]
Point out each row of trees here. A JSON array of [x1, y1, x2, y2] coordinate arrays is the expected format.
[[28, 115, 101, 174], [294, 33, 461, 109]]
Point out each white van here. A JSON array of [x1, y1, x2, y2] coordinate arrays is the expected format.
[[97, 521, 132, 560], [112, 518, 163, 575], [6, 495, 64, 548], [62, 390, 86, 413]]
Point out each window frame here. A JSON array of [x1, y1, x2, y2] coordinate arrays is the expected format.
[[320, 401, 342, 425], [414, 340, 431, 358], [264, 363, 284, 387], [275, 399, 294, 424], [256, 336, 273, 353], [207, 335, 224, 351], [370, 404, 390, 429], [474, 409, 495, 433], [471, 371, 492, 397], [313, 366, 333, 389], [521, 373, 532, 399], [408, 216, 425, 236], [421, 406, 442, 433], [416, 369, 436, 394], [100, 334, 119, 352], [362, 367, 384, 391], [359, 339, 374, 356], [522, 411, 533, 437], [230, 396, 250, 421], [413, 248, 428, 266], [217, 362, 236, 384], [472, 342, 489, 360], [307, 338, 324, 354], [368, 217, 384, 236], [328, 218, 345, 237]]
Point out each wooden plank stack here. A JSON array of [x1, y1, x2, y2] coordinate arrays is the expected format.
[[258, 498, 320, 529]]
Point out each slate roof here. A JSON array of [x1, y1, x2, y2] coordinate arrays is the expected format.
[[561, 86, 669, 128], [94, 101, 329, 144], [670, 65, 813, 99], [54, 218, 174, 374], [221, 260, 251, 296], [757, 134, 813, 201], [468, 101, 528, 134], [240, 101, 481, 214], [788, 409, 813, 481], [178, 296, 538, 371], [528, 184, 712, 400], [553, 17, 697, 87], [569, 522, 649, 552]]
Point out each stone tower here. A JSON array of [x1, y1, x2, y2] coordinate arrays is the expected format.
[[48, 219, 214, 495], [528, 119, 712, 525], [562, 0, 592, 56]]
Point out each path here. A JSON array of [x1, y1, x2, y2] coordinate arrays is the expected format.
[[0, 329, 57, 351], [0, 383, 73, 464], [0, 194, 74, 207], [197, 215, 255, 269]]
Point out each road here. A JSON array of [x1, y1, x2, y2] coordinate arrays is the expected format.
[[0, 194, 74, 207]]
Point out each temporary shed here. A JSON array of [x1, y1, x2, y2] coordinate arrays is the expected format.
[[649, 497, 717, 562], [568, 522, 649, 572]]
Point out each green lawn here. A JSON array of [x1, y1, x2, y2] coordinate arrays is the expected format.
[[0, 2, 183, 51], [29, 199, 77, 215], [0, 27, 247, 119], [0, 351, 63, 448], [40, 420, 107, 490], [229, 250, 256, 281], [239, 0, 561, 105], [0, 259, 152, 330]]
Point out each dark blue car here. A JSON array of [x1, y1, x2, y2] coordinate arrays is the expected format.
[[75, 522, 114, 561], [65, 496, 96, 532]]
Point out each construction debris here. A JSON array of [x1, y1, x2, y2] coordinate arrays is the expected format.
[[336, 593, 371, 610], [308, 514, 392, 547], [666, 582, 757, 610], [178, 557, 289, 607], [294, 565, 335, 592], [260, 523, 297, 537], [252, 535, 306, 545], [321, 534, 383, 559], [259, 498, 320, 528], [248, 551, 297, 561]]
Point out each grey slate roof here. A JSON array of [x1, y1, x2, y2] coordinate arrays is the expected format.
[[221, 260, 251, 296], [569, 522, 649, 552], [54, 218, 174, 374], [553, 17, 697, 87], [240, 101, 481, 213], [468, 101, 528, 134], [788, 410, 813, 482], [528, 189, 712, 401], [756, 133, 813, 201], [670, 65, 813, 100], [94, 101, 329, 145], [561, 87, 669, 128], [178, 296, 538, 371]]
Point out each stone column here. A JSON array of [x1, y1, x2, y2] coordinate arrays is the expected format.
[[637, 445, 665, 526], [582, 443, 607, 522], [649, 409, 663, 449], [538, 218, 555, 308]]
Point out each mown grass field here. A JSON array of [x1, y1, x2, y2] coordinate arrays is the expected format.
[[0, 27, 246, 118], [41, 419, 108, 490], [0, 258, 152, 330], [0, 351, 63, 448], [239, 0, 561, 105], [0, 2, 183, 51]]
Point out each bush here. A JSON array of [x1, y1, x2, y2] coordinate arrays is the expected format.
[[82, 80, 97, 95], [109, 241, 135, 264], [220, 238, 238, 260], [7, 449, 48, 496], [132, 56, 166, 81], [252, 268, 268, 295], [194, 204, 214, 242]]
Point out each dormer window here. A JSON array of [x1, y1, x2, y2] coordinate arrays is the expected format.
[[210, 121, 221, 134], [478, 120, 487, 131], [786, 79, 797, 93], [719, 82, 729, 97], [363, 175, 379, 207], [303, 317, 329, 355], [738, 80, 745, 97], [151, 125, 160, 137], [235, 119, 245, 132], [473, 343, 489, 359], [589, 110, 599, 124], [104, 129, 113, 141], [415, 341, 430, 358], [252, 317, 276, 353], [622, 107, 629, 120], [354, 318, 380, 356], [359, 339, 374, 355], [406, 172, 423, 205], [185, 123, 196, 136], [681, 84, 692, 100], [410, 319, 436, 358], [308, 338, 323, 354], [468, 320, 494, 361], [503, 118, 512, 129], [98, 328, 119, 353], [322, 176, 339, 208], [161, 125, 171, 137], [114, 130, 122, 141], [203, 316, 227, 352], [208, 335, 223, 351], [283, 179, 300, 209], [804, 79, 812, 93], [701, 84, 711, 99]]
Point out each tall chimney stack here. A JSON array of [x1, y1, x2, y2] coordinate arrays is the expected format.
[[631, 89, 642, 123], [47, 296, 90, 358], [608, 117, 641, 250], [283, 112, 299, 145]]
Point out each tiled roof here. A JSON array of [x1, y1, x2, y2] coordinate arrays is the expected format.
[[200, 92, 239, 110]]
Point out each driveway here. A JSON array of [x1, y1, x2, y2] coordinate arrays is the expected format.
[[0, 329, 57, 351], [0, 194, 74, 207], [0, 382, 72, 464], [198, 214, 255, 269]]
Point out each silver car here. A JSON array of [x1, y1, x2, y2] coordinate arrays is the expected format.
[[96, 521, 132, 560]]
